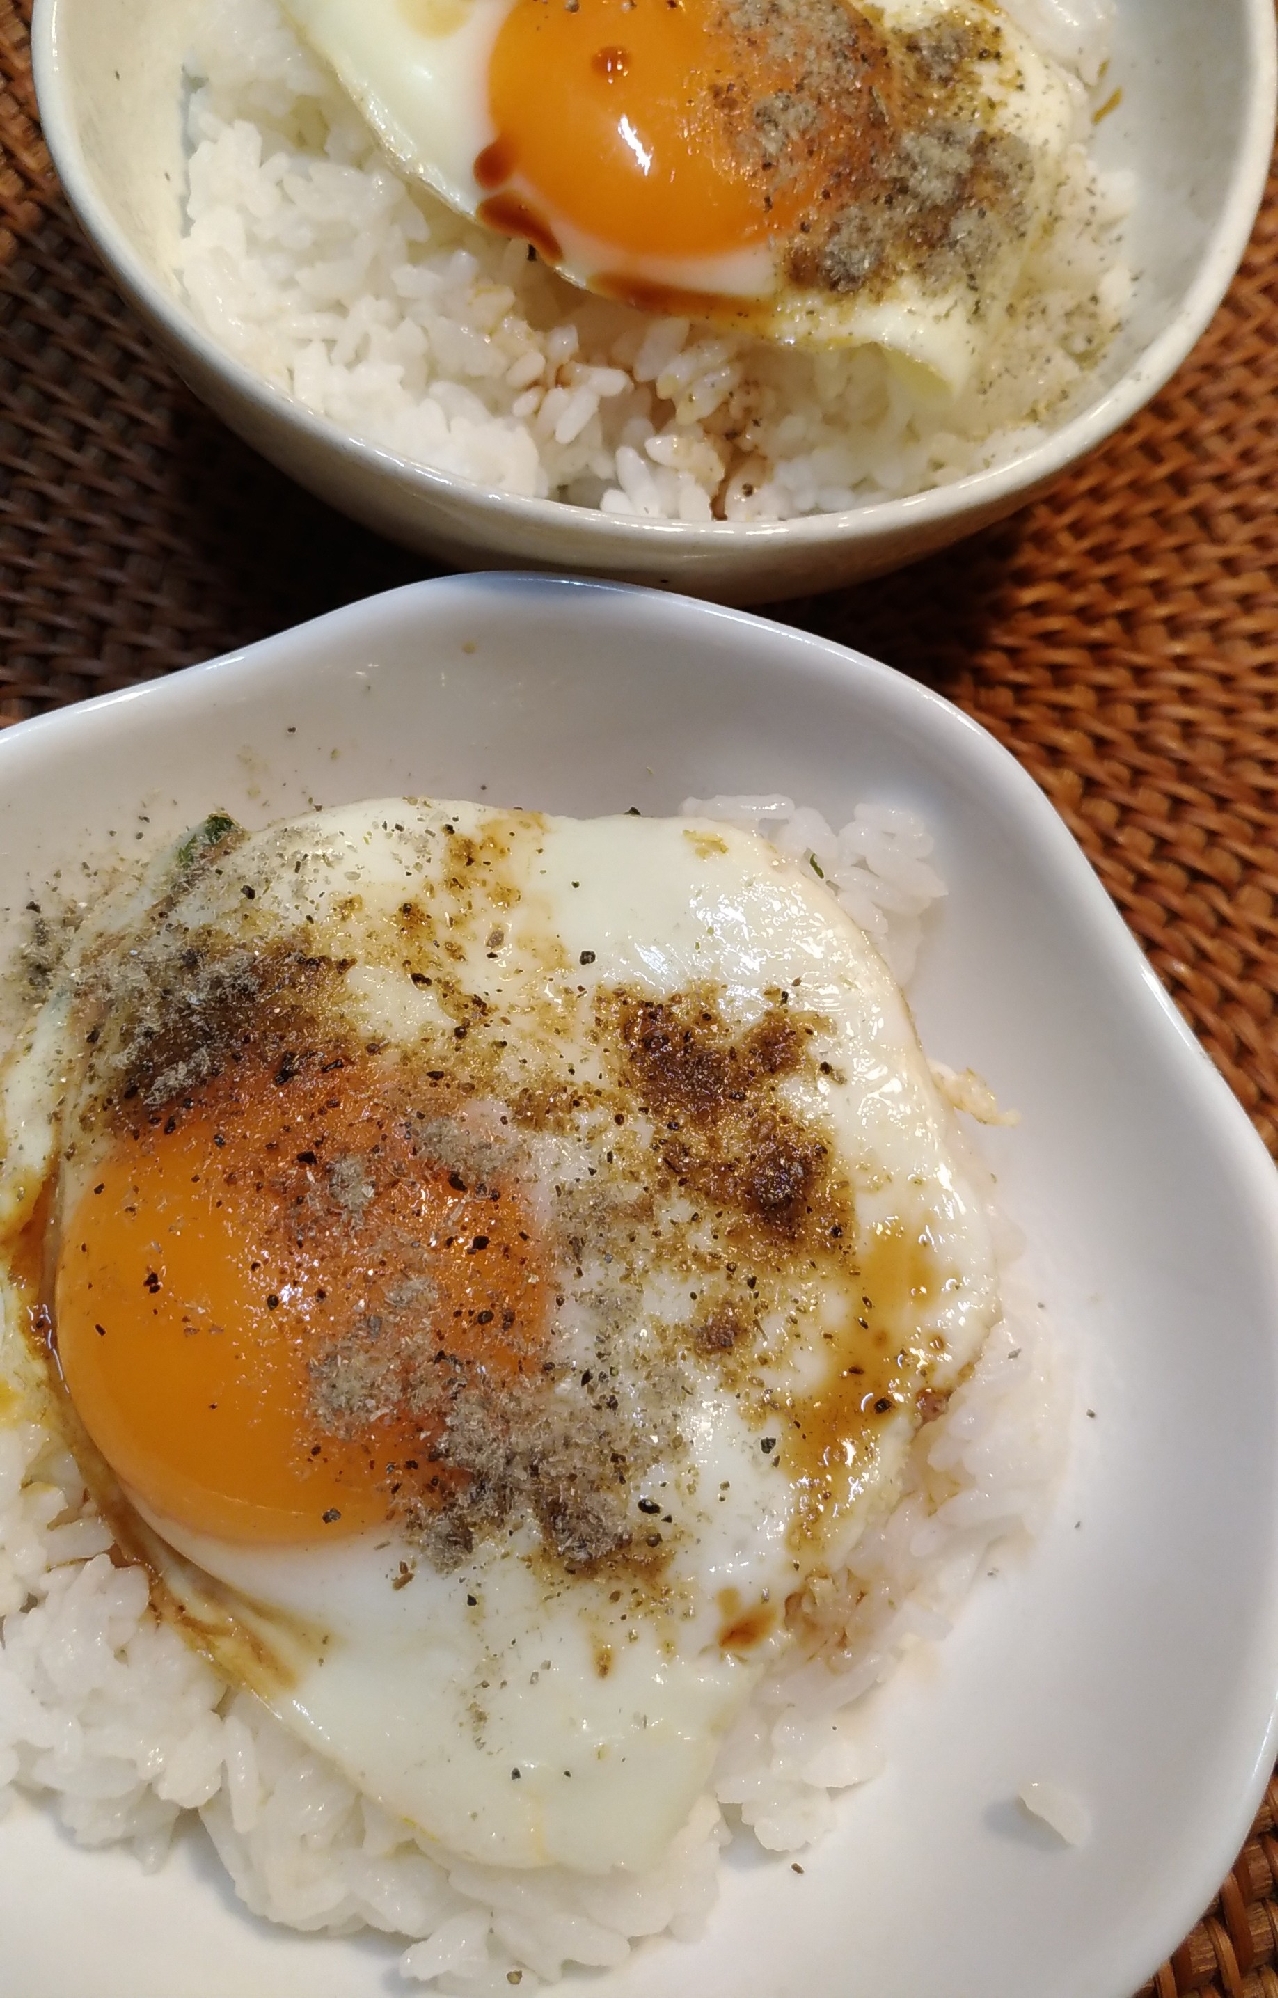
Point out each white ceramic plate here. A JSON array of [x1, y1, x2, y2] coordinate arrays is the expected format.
[[2, 576, 1278, 1998]]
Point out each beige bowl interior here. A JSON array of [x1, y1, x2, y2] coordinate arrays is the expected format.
[[34, 0, 1278, 603]]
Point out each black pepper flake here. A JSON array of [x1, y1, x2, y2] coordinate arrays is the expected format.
[[579, 950, 596, 965], [143, 1270, 161, 1294], [638, 1498, 660, 1515], [874, 1397, 892, 1414], [266, 1294, 280, 1309], [476, 1308, 494, 1324], [468, 1235, 490, 1253], [626, 806, 640, 816], [760, 1436, 776, 1454], [241, 884, 256, 899], [467, 1594, 478, 1606], [296, 1150, 317, 1165], [322, 1508, 341, 1524], [95, 1323, 107, 1338], [511, 1767, 522, 1780], [93, 1184, 104, 1195], [449, 1172, 467, 1192]]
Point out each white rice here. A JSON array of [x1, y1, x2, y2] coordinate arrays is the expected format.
[[0, 800, 1067, 1993], [175, 0, 1133, 520]]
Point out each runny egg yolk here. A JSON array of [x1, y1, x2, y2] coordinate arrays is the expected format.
[[484, 0, 888, 260], [54, 1059, 549, 1546]]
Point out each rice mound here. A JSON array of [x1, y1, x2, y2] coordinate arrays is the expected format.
[[0, 801, 1067, 1994], [175, 0, 1133, 521]]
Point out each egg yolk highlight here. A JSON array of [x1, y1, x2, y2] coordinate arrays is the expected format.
[[54, 1059, 549, 1545], [485, 0, 878, 259]]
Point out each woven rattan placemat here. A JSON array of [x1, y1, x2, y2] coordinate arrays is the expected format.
[[1, 0, 1276, 1987]]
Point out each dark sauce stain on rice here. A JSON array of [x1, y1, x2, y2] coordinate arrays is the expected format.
[[476, 193, 564, 264]]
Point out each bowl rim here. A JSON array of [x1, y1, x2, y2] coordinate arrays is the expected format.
[[28, 0, 1278, 549]]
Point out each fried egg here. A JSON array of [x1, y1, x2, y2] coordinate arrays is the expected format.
[[0, 800, 999, 1873], [282, 0, 1081, 389]]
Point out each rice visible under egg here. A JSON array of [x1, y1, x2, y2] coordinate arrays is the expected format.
[[174, 0, 1133, 520], [0, 794, 1065, 1995]]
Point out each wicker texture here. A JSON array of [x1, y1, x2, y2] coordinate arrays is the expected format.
[[0, 0, 1276, 1986]]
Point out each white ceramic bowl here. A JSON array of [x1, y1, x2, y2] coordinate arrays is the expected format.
[[31, 0, 1278, 604], [2, 575, 1278, 1998]]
